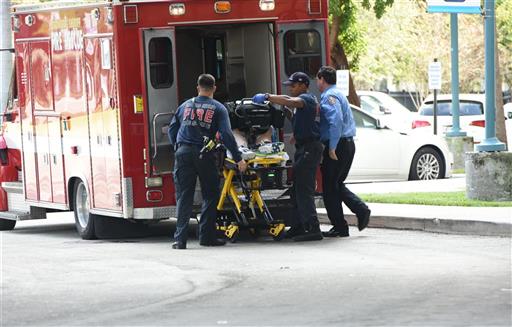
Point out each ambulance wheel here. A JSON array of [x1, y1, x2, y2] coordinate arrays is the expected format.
[[0, 218, 16, 231], [73, 180, 97, 240]]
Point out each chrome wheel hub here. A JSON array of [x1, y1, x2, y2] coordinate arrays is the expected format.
[[417, 153, 440, 180], [76, 183, 90, 228]]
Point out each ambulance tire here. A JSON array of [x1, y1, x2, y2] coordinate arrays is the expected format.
[[0, 218, 16, 231], [94, 217, 150, 239], [73, 180, 97, 240]]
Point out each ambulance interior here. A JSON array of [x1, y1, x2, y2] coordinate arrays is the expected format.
[[175, 23, 277, 104]]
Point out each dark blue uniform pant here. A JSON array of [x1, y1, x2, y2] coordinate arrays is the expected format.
[[292, 141, 324, 229], [173, 144, 220, 243], [321, 138, 368, 229]]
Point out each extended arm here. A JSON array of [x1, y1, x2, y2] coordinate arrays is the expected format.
[[267, 94, 305, 109], [217, 108, 247, 172], [168, 108, 181, 146]]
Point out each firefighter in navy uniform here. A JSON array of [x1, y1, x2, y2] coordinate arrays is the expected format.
[[252, 72, 324, 242], [168, 74, 248, 250]]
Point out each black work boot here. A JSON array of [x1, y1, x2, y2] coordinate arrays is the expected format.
[[322, 225, 349, 237], [293, 223, 323, 242], [285, 225, 306, 239], [199, 238, 227, 247], [172, 241, 187, 249], [357, 208, 371, 231]]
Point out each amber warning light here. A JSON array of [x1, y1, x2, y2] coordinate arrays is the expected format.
[[214, 1, 231, 14], [259, 0, 275, 11], [169, 3, 185, 16]]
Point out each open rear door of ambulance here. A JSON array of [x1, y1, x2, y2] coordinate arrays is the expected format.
[[276, 21, 327, 156], [140, 28, 178, 176]]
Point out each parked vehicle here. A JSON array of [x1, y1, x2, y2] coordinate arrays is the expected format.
[[0, 0, 330, 238], [348, 105, 453, 182], [505, 102, 512, 119], [412, 94, 489, 142], [357, 91, 414, 130]]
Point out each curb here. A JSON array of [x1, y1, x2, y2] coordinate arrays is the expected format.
[[318, 213, 512, 237]]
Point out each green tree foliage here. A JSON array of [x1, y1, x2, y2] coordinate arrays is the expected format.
[[329, 0, 394, 71], [496, 0, 512, 87], [354, 0, 511, 102], [328, 0, 394, 104]]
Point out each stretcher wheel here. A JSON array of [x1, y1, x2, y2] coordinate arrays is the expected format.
[[228, 228, 240, 243], [269, 223, 286, 241], [272, 229, 286, 241], [221, 224, 239, 243]]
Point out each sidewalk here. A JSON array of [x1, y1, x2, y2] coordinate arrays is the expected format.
[[316, 175, 512, 237]]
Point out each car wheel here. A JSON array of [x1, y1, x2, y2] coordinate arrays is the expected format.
[[0, 218, 16, 231], [73, 180, 97, 240], [409, 147, 445, 180]]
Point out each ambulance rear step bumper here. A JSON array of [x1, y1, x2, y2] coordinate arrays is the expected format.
[[2, 181, 30, 213], [0, 210, 30, 221], [1, 181, 47, 220]]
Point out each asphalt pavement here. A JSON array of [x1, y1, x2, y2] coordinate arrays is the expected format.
[[1, 218, 511, 326], [318, 174, 512, 237]]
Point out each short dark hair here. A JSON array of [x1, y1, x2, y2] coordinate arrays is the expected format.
[[197, 74, 215, 90], [316, 66, 337, 85]]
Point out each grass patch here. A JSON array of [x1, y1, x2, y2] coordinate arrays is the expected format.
[[359, 191, 512, 207]]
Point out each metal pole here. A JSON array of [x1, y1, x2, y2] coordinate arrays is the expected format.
[[446, 13, 466, 137], [475, 0, 505, 151], [433, 88, 438, 135], [0, 0, 12, 114], [433, 58, 438, 136]]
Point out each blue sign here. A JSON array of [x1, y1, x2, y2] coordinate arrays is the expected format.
[[427, 0, 481, 14]]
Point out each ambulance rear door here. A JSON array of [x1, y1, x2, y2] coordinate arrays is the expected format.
[[140, 28, 178, 176], [276, 22, 327, 156]]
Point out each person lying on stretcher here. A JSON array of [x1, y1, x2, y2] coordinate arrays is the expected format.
[[225, 99, 288, 162]]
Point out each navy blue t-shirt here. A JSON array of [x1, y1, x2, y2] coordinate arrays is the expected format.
[[168, 96, 242, 162], [292, 93, 320, 141]]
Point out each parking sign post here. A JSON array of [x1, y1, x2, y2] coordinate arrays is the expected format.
[[475, 0, 506, 152], [446, 13, 466, 137], [428, 59, 442, 135]]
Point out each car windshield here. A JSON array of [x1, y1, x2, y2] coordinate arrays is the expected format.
[[420, 101, 483, 116], [360, 97, 381, 115], [376, 94, 413, 114]]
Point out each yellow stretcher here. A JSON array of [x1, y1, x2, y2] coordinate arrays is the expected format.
[[216, 154, 289, 242]]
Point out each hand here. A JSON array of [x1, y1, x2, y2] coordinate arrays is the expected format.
[[237, 160, 248, 173], [252, 93, 267, 104], [329, 149, 338, 161]]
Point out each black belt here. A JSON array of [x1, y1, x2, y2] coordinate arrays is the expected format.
[[177, 142, 202, 149], [295, 137, 320, 146], [340, 136, 353, 142]]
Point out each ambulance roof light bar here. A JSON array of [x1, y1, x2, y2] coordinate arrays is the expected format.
[[214, 1, 231, 14], [169, 3, 185, 16], [259, 0, 275, 11]]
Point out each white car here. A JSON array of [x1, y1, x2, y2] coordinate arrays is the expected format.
[[358, 91, 415, 130], [505, 103, 512, 146], [505, 102, 512, 119], [412, 94, 487, 142], [347, 105, 453, 182]]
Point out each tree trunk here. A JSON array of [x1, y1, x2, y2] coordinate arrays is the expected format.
[[329, 15, 361, 107], [495, 23, 508, 147]]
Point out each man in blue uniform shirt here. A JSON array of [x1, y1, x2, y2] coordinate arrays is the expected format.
[[168, 74, 247, 249], [253, 72, 323, 242], [316, 66, 370, 237]]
